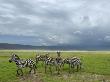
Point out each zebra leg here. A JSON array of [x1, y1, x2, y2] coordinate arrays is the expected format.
[[17, 69, 20, 76], [62, 63, 65, 70], [62, 63, 64, 70], [34, 68, 36, 74], [71, 64, 73, 72], [69, 64, 71, 73], [72, 66, 75, 73], [71, 64, 74, 73], [59, 63, 63, 74], [17, 69, 23, 76], [49, 65, 52, 74], [45, 64, 47, 73], [56, 66, 58, 71], [33, 64, 36, 74], [57, 66, 60, 75], [29, 68, 32, 74], [77, 65, 79, 72], [36, 59, 38, 64], [79, 63, 82, 70], [42, 61, 44, 66], [20, 69, 23, 76]]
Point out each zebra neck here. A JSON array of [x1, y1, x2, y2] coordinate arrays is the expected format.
[[14, 59, 21, 65]]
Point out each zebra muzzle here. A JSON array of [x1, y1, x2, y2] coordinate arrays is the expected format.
[[9, 60, 12, 63]]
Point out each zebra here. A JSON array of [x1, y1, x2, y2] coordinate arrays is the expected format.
[[71, 57, 82, 70], [9, 54, 36, 76], [35, 53, 55, 74], [63, 56, 82, 73], [55, 51, 64, 74], [36, 53, 49, 65], [44, 56, 56, 74], [44, 51, 64, 74]]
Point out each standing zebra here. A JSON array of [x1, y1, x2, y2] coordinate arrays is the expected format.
[[9, 54, 36, 76], [55, 51, 63, 74], [63, 56, 82, 73], [44, 56, 56, 74], [35, 53, 55, 74], [36, 53, 49, 65], [44, 51, 64, 74]]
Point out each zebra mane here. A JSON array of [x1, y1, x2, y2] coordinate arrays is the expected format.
[[13, 54, 20, 60]]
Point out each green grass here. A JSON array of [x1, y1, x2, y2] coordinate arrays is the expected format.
[[0, 50, 110, 82]]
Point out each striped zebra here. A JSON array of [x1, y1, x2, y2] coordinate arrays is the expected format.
[[63, 56, 82, 73], [55, 51, 64, 74], [36, 53, 49, 65], [35, 53, 54, 74], [44, 56, 55, 74], [9, 54, 36, 76], [44, 51, 64, 74], [71, 57, 82, 70]]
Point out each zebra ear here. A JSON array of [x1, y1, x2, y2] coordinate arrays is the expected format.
[[57, 51, 61, 56]]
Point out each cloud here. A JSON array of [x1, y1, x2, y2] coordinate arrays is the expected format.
[[0, 0, 110, 46], [104, 36, 110, 42], [0, 3, 16, 14]]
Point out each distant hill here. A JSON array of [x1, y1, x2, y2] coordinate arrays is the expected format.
[[0, 43, 70, 50], [0, 43, 110, 50], [0, 43, 79, 50], [0, 43, 37, 49]]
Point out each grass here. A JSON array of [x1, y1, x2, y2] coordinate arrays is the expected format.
[[0, 50, 110, 82]]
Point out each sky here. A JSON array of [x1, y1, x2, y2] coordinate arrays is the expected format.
[[0, 0, 110, 48]]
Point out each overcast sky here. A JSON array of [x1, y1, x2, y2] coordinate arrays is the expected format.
[[0, 0, 110, 47]]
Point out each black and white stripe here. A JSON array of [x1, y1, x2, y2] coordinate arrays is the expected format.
[[70, 57, 82, 70], [9, 54, 36, 76], [44, 51, 64, 74], [55, 51, 64, 74], [36, 53, 49, 66], [44, 56, 56, 74], [63, 57, 82, 73]]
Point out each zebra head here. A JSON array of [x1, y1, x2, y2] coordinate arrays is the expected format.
[[9, 54, 20, 63], [36, 54, 41, 61], [45, 53, 49, 57], [63, 58, 70, 64]]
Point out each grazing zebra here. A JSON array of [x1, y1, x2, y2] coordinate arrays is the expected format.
[[36, 53, 49, 65], [9, 54, 36, 76], [44, 56, 56, 74], [44, 51, 64, 74], [35, 53, 54, 74], [63, 57, 82, 73], [71, 57, 82, 70]]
